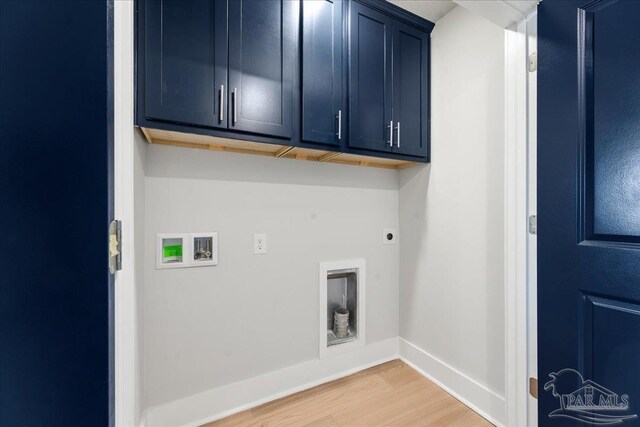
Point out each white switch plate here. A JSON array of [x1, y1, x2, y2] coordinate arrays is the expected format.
[[383, 229, 397, 245], [254, 233, 267, 254]]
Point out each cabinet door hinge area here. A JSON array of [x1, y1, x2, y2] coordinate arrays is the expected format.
[[109, 220, 122, 274]]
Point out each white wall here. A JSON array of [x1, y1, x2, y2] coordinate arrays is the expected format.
[[399, 3, 506, 400], [143, 145, 400, 408]]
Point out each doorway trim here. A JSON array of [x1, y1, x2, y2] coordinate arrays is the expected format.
[[504, 10, 537, 427], [114, 0, 138, 426], [525, 13, 538, 427], [112, 3, 540, 426]]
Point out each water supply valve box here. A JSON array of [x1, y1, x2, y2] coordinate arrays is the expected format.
[[156, 232, 218, 269]]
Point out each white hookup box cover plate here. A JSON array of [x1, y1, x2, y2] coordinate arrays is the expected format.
[[156, 232, 218, 269], [191, 232, 218, 266]]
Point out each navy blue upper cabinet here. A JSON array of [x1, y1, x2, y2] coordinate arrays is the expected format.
[[348, 1, 394, 153], [137, 0, 434, 164], [228, 0, 295, 139], [301, 0, 345, 146], [143, 0, 228, 128], [392, 21, 429, 158], [349, 0, 432, 158]]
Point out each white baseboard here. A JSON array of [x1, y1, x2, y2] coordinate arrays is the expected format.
[[142, 337, 506, 427], [143, 337, 399, 427], [399, 338, 506, 427]]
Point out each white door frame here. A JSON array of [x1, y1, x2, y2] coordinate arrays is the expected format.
[[112, 2, 540, 426], [525, 12, 538, 427], [504, 10, 537, 427], [114, 0, 138, 426]]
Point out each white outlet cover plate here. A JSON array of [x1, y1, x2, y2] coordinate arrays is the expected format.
[[254, 233, 267, 254], [383, 229, 397, 245]]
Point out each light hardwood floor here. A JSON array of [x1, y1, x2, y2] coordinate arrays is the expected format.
[[204, 360, 493, 427]]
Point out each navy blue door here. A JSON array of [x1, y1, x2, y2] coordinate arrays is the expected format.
[[539, 1, 640, 425], [228, 0, 295, 139], [301, 0, 344, 147], [143, 0, 228, 128], [0, 0, 113, 426], [392, 20, 429, 158], [348, 1, 393, 153]]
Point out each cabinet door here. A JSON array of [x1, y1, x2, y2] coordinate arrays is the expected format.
[[301, 0, 344, 146], [392, 21, 429, 158], [228, 0, 295, 139], [144, 0, 228, 128], [348, 1, 393, 152]]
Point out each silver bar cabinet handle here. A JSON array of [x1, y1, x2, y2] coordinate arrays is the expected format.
[[387, 120, 394, 147], [232, 88, 238, 125], [395, 121, 400, 148], [219, 85, 224, 122], [336, 110, 342, 140]]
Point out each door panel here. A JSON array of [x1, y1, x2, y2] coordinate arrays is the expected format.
[[583, 295, 640, 412], [301, 0, 343, 146], [589, 1, 640, 240], [538, 0, 640, 425], [392, 21, 428, 158], [228, 0, 294, 139], [144, 0, 228, 128], [0, 1, 113, 425], [348, 1, 393, 152]]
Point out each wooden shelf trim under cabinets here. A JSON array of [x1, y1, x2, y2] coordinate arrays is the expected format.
[[140, 128, 419, 170]]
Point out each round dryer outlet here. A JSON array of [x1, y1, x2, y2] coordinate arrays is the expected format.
[[383, 229, 397, 245]]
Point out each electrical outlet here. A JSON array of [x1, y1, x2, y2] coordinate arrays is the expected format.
[[254, 233, 267, 254], [383, 228, 397, 245]]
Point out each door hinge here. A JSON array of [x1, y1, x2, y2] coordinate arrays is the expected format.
[[529, 52, 538, 72], [109, 220, 122, 274], [528, 215, 537, 235], [529, 377, 538, 399]]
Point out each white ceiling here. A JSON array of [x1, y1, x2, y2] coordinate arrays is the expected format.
[[391, 0, 539, 27], [454, 0, 538, 27], [389, 0, 457, 23]]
